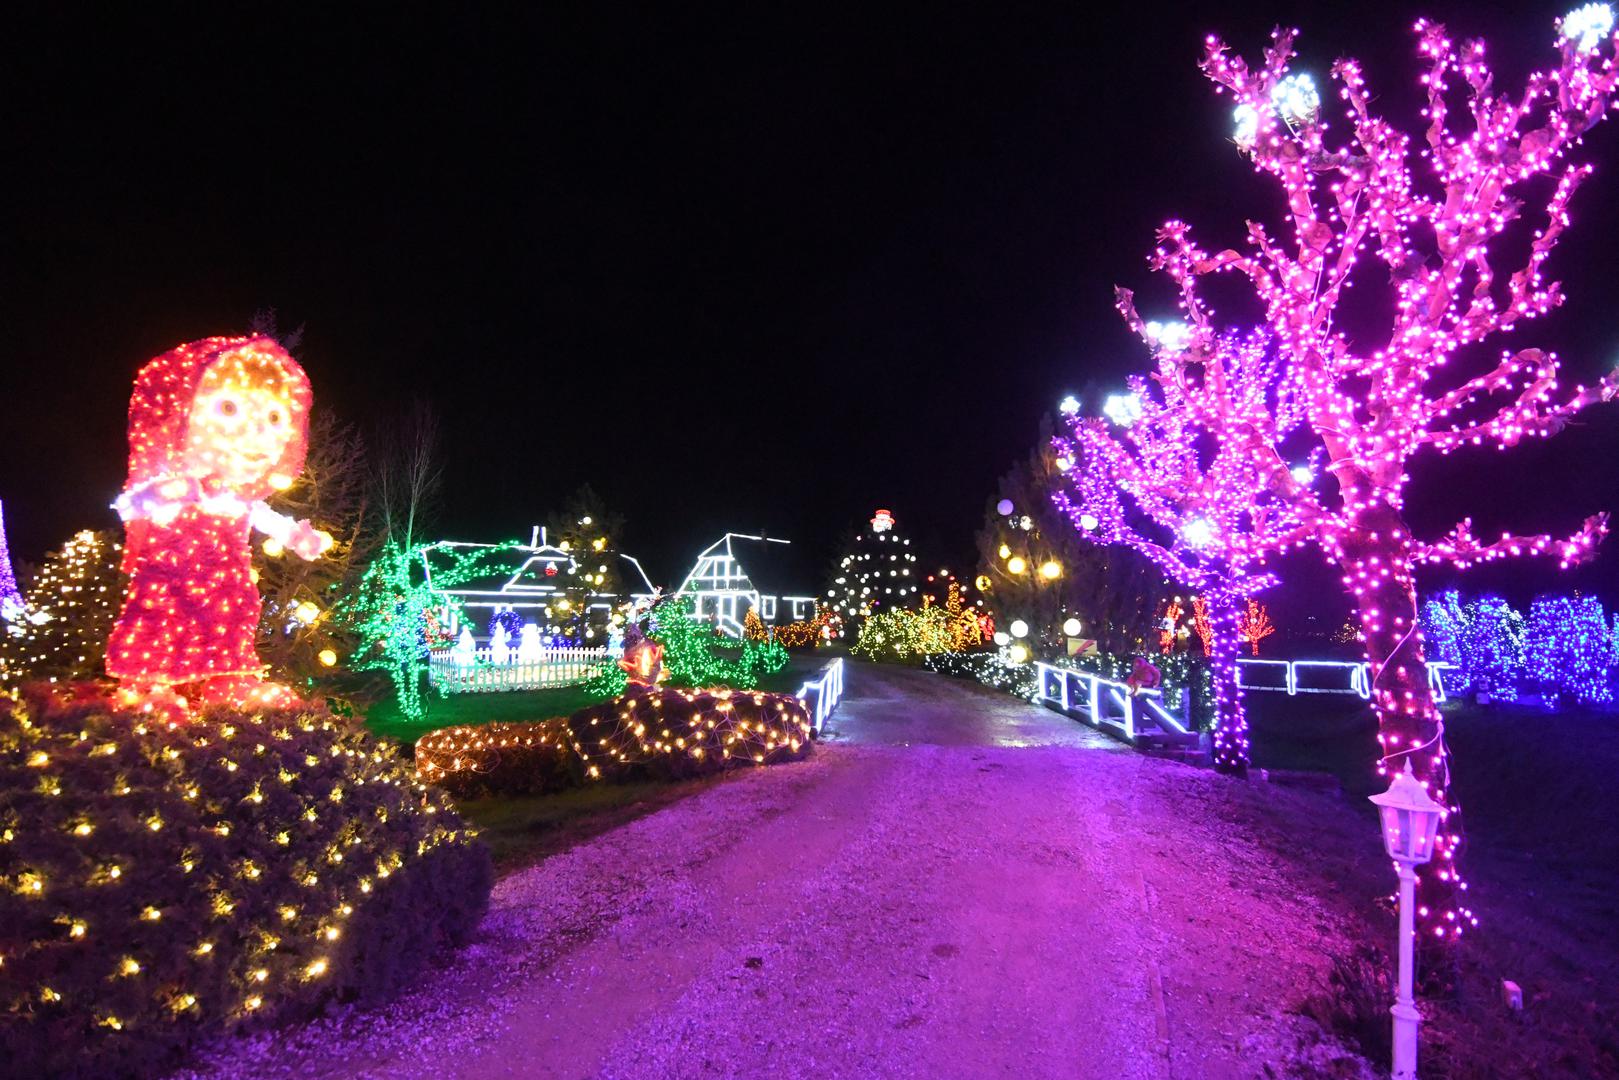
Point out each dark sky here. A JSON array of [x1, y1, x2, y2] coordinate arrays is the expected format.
[[4, 2, 1617, 605]]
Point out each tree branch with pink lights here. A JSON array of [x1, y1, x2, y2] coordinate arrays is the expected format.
[[1052, 328, 1316, 773], [1117, 6, 1619, 937]]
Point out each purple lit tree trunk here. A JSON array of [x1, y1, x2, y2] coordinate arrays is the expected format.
[[1203, 590, 1250, 771]]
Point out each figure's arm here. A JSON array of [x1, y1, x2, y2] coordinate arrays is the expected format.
[[249, 501, 333, 561], [113, 475, 203, 526]]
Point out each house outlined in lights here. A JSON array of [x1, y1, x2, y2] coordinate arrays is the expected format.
[[674, 532, 820, 637]]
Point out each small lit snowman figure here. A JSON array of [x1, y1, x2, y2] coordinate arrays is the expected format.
[[870, 508, 895, 533]]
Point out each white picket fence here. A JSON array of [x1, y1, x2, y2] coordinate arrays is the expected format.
[[427, 645, 610, 693], [1034, 661, 1196, 745], [795, 657, 845, 735], [1234, 658, 1459, 702]]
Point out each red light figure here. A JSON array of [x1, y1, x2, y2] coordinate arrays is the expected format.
[[106, 336, 331, 718]]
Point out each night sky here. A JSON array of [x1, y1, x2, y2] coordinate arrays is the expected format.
[[5, 2, 1617, 611]]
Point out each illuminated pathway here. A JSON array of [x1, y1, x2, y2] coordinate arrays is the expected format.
[[181, 662, 1373, 1079]]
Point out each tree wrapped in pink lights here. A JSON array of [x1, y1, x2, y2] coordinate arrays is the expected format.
[[1121, 8, 1619, 936], [1053, 329, 1312, 773]]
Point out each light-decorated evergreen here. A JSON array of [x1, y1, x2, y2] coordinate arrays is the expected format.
[[544, 484, 630, 642], [823, 509, 919, 638], [0, 499, 23, 620], [0, 529, 126, 685]]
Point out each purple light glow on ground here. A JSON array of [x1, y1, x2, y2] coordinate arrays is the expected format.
[[177, 664, 1373, 1079]]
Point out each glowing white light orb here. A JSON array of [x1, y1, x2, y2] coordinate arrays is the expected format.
[[1182, 518, 1216, 548], [1079, 513, 1100, 531], [1290, 465, 1313, 484], [1143, 320, 1190, 354], [1055, 455, 1074, 472], [994, 631, 1010, 646], [1271, 74, 1320, 127], [1058, 395, 1081, 415], [1233, 102, 1260, 147], [1103, 392, 1144, 427], [1062, 618, 1082, 637], [293, 601, 320, 623], [1008, 643, 1030, 664], [1010, 619, 1029, 639], [317, 649, 338, 667], [996, 499, 1015, 516], [1006, 556, 1028, 575], [1562, 4, 1614, 53], [1039, 560, 1061, 580], [998, 543, 1012, 558]]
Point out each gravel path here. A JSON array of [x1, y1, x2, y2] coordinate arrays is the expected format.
[[182, 663, 1374, 1079]]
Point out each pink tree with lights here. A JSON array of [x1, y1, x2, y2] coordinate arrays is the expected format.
[[1052, 329, 1312, 773], [1123, 7, 1619, 935]]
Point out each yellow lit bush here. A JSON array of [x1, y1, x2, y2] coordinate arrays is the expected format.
[[416, 684, 814, 798], [0, 686, 492, 1078]]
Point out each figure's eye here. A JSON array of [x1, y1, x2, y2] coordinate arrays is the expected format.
[[267, 409, 283, 426], [217, 398, 239, 417]]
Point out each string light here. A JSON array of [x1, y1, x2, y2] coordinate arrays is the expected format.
[[0, 689, 489, 1075], [415, 684, 813, 796]]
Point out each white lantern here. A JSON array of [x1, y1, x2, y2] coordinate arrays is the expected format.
[[1062, 618, 1082, 637], [1368, 762, 1443, 866], [1010, 620, 1029, 639]]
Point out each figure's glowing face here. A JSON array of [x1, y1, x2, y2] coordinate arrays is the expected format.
[[184, 355, 298, 488]]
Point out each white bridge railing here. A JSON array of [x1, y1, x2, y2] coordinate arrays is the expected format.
[[427, 645, 610, 693], [1235, 659, 1458, 702], [795, 657, 845, 735], [1033, 661, 1193, 743]]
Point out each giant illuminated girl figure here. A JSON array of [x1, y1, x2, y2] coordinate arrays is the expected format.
[[107, 336, 332, 715]]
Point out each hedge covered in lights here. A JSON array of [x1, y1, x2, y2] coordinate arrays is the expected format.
[[0, 688, 492, 1078], [416, 684, 813, 797]]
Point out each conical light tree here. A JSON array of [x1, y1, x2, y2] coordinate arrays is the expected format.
[[1114, 8, 1619, 936], [0, 499, 23, 621], [823, 509, 919, 636], [0, 530, 125, 684]]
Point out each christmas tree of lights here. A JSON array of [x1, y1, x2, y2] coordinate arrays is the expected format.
[[1114, 8, 1619, 934], [1053, 330, 1312, 772], [0, 530, 125, 684], [0, 499, 23, 621], [824, 509, 919, 636]]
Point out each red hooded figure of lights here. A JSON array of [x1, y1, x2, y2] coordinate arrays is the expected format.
[[106, 336, 332, 717]]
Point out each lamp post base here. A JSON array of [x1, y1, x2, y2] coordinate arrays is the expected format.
[[1391, 1000, 1420, 1080]]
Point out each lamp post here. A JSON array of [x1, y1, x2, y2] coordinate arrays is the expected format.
[[1368, 761, 1444, 1080]]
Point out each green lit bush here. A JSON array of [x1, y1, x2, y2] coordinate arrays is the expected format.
[[0, 686, 492, 1078], [416, 684, 813, 797]]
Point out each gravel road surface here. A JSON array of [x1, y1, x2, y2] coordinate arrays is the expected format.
[[182, 662, 1373, 1079]]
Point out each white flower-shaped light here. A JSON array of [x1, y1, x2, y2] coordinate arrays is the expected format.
[[1233, 103, 1260, 148], [1144, 320, 1191, 354], [1058, 394, 1081, 416], [1290, 464, 1313, 484], [1271, 74, 1320, 129], [1182, 518, 1216, 549], [1561, 3, 1615, 53], [1103, 392, 1145, 428], [1079, 513, 1100, 531]]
